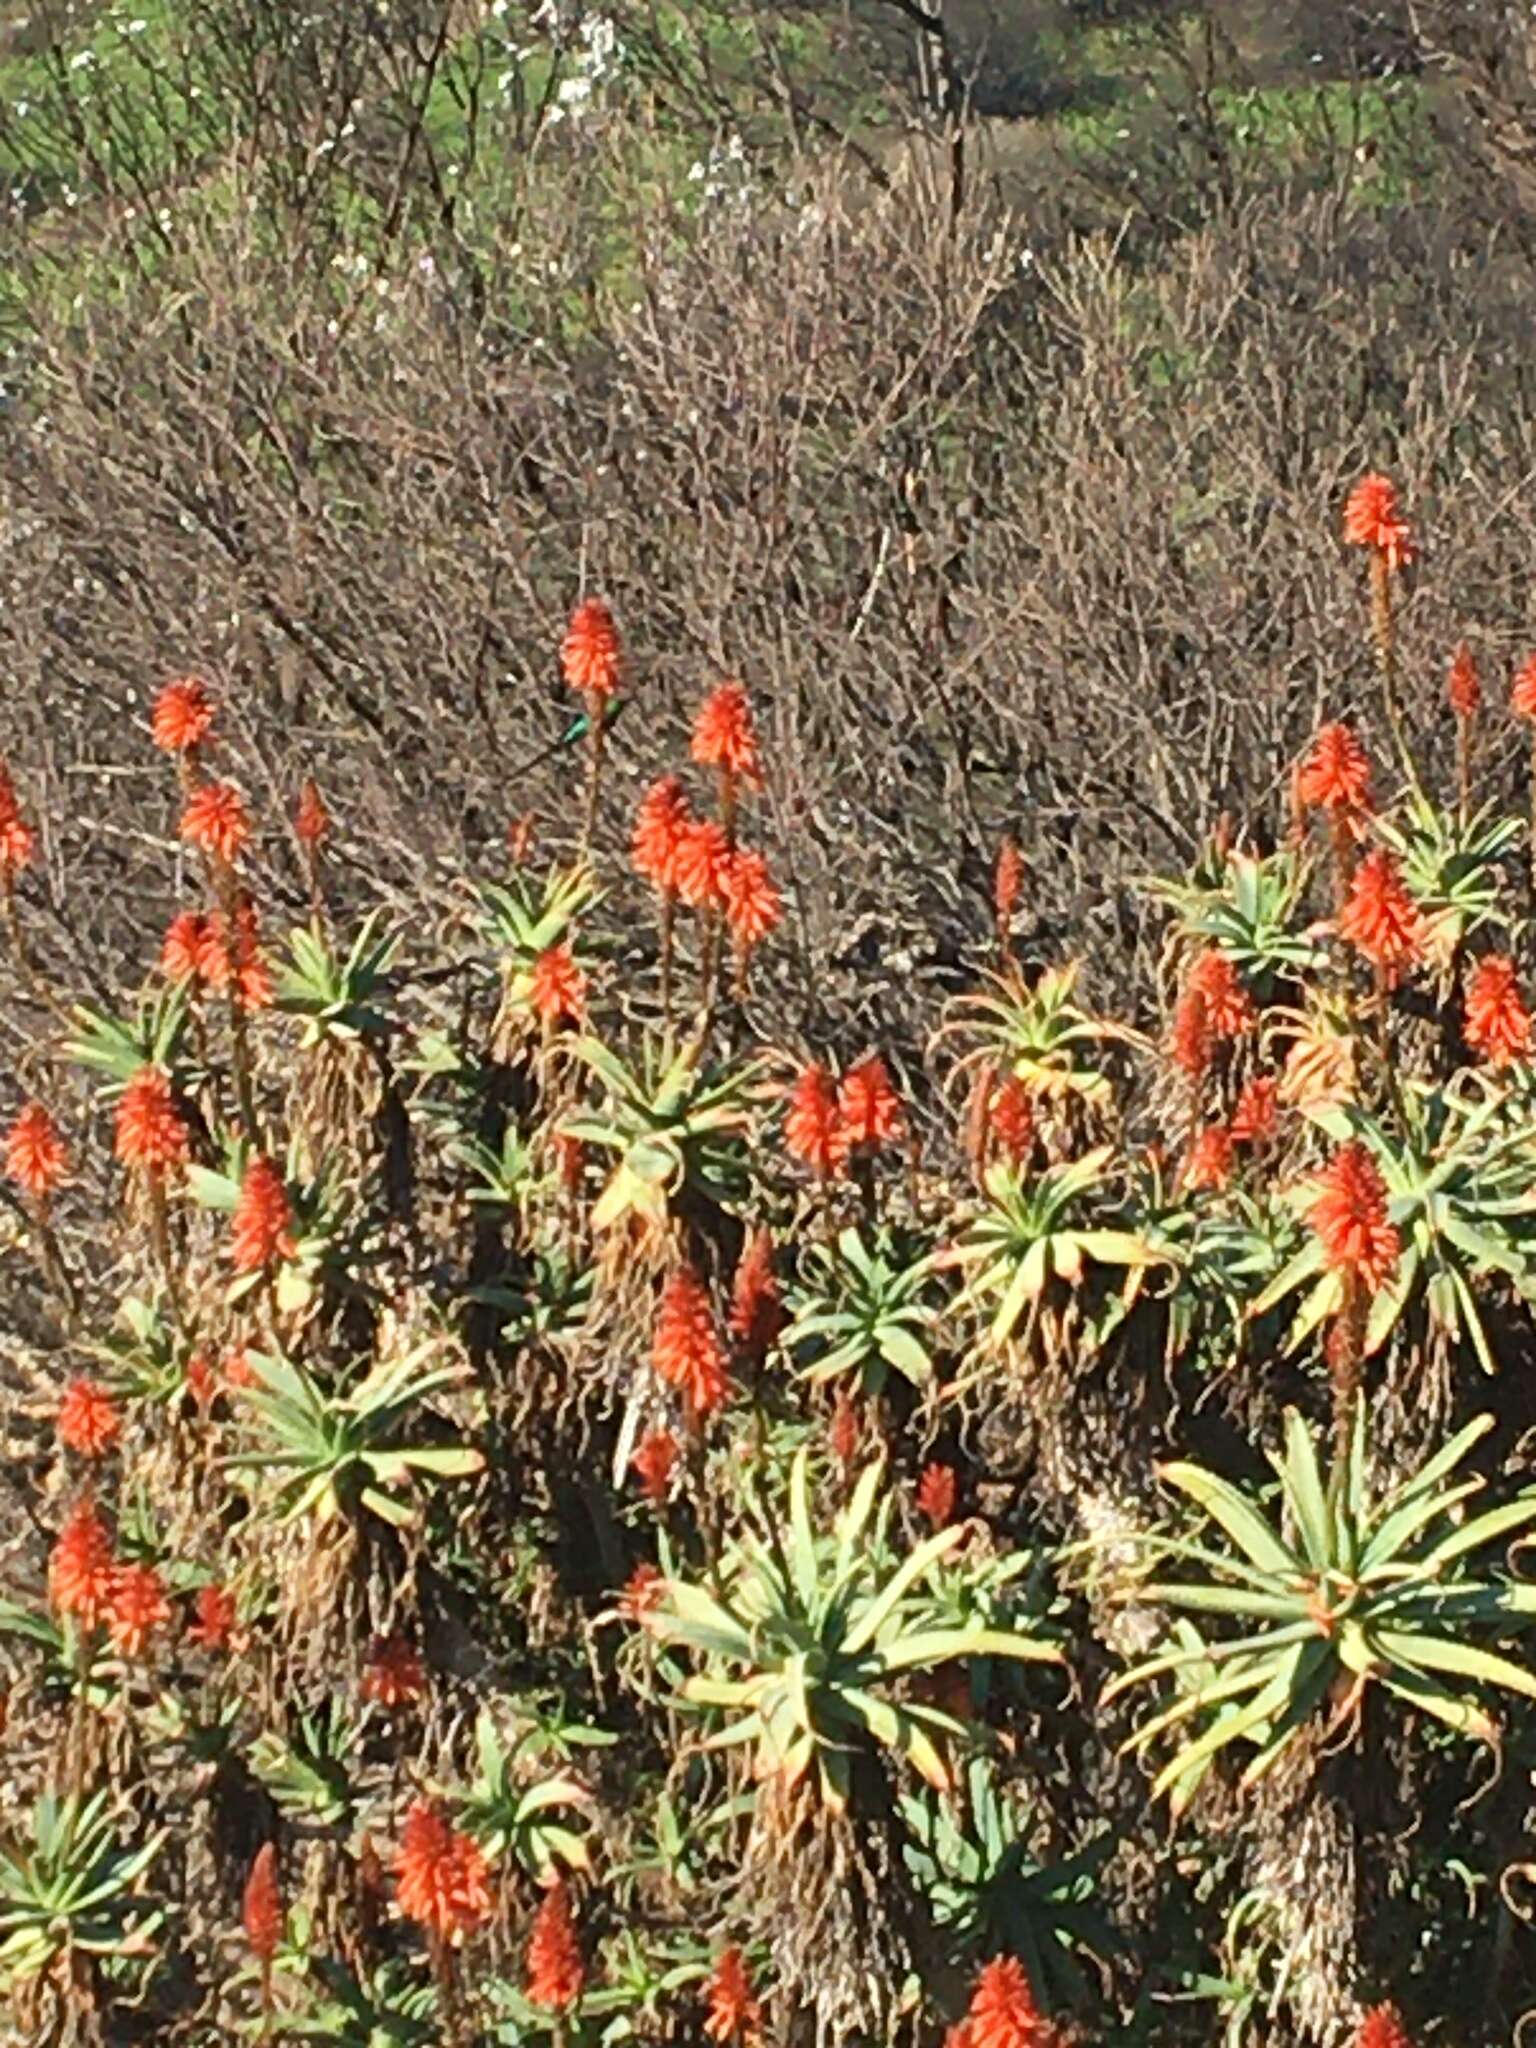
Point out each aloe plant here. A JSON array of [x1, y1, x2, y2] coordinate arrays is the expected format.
[[1106, 1408, 1536, 1809], [64, 985, 192, 1091], [275, 910, 401, 1047], [936, 962, 1145, 1111], [455, 1708, 598, 1879], [226, 1345, 484, 1527], [645, 1451, 1062, 1812], [0, 1791, 164, 1989], [1372, 791, 1522, 960], [782, 1225, 943, 1396], [1251, 1077, 1536, 1371], [562, 1033, 764, 1234], [1142, 844, 1326, 993], [951, 1148, 1162, 1354]]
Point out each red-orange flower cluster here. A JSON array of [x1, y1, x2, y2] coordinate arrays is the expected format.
[[692, 680, 762, 788], [525, 1876, 585, 2009], [987, 1072, 1034, 1164], [161, 910, 205, 983], [242, 1843, 284, 1965], [180, 780, 251, 863], [960, 1954, 1051, 2048], [1309, 1141, 1399, 1296], [187, 1583, 237, 1649], [1355, 2005, 1412, 2048], [720, 847, 781, 954], [56, 1378, 121, 1459], [784, 1061, 847, 1177], [107, 1561, 171, 1657], [531, 942, 586, 1026], [0, 758, 37, 874], [1296, 723, 1372, 813], [394, 1800, 491, 1945], [1336, 848, 1423, 985], [151, 676, 215, 753], [1447, 643, 1480, 719], [4, 1102, 67, 1200], [1229, 1074, 1278, 1147], [703, 1946, 761, 2043], [729, 1228, 783, 1359], [675, 817, 732, 911], [1186, 950, 1254, 1038], [363, 1633, 427, 1707], [1182, 1123, 1234, 1192], [295, 775, 330, 845], [631, 776, 693, 893], [652, 1265, 729, 1419], [1343, 472, 1415, 571], [619, 1560, 665, 1622], [1464, 954, 1531, 1069], [49, 1501, 115, 1628], [631, 1427, 679, 1505], [230, 1155, 296, 1272], [1169, 986, 1212, 1082], [1513, 653, 1536, 721], [198, 901, 273, 1009], [916, 1461, 957, 1528], [839, 1054, 903, 1150], [114, 1067, 189, 1174], [995, 836, 1022, 928], [560, 598, 622, 700]]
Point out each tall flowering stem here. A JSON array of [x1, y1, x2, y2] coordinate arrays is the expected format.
[[1512, 653, 1536, 898], [561, 598, 621, 854], [632, 776, 691, 1027], [181, 780, 260, 1144], [1447, 643, 1479, 824], [1344, 472, 1416, 781], [1308, 1140, 1398, 1456]]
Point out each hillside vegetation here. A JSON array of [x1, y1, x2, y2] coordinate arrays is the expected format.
[[5, 4, 1536, 2046]]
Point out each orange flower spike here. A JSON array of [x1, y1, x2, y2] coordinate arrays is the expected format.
[[114, 1067, 189, 1175], [1229, 1074, 1278, 1147], [230, 1155, 296, 1273], [829, 1386, 862, 1470], [363, 1633, 427, 1708], [675, 817, 732, 911], [1447, 643, 1480, 719], [180, 780, 251, 864], [1512, 653, 1536, 721], [987, 1074, 1034, 1165], [531, 942, 586, 1027], [1342, 472, 1415, 572], [839, 1054, 903, 1151], [1182, 1123, 1235, 1192], [1355, 2006, 1412, 2048], [1187, 950, 1254, 1038], [720, 847, 782, 954], [703, 1946, 762, 2043], [692, 680, 763, 789], [395, 1800, 492, 1946], [151, 676, 215, 754], [652, 1265, 729, 1421], [729, 1227, 784, 1359], [631, 775, 693, 892], [965, 1954, 1045, 2048], [1309, 1140, 1399, 1296], [1169, 986, 1212, 1082], [0, 758, 37, 874], [161, 910, 206, 984], [619, 1560, 665, 1623], [242, 1843, 284, 1973], [1336, 848, 1424, 986], [4, 1102, 67, 1201], [784, 1061, 848, 1178], [56, 1378, 122, 1459], [525, 1876, 585, 2010], [49, 1502, 115, 1628], [295, 775, 330, 845], [1296, 723, 1373, 813], [187, 1582, 237, 1649], [560, 598, 622, 701], [106, 1561, 171, 1658], [994, 835, 1022, 931], [631, 1427, 679, 1505], [1464, 954, 1532, 1070], [916, 1462, 957, 1528]]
